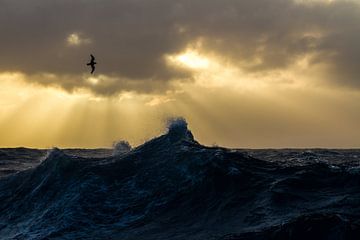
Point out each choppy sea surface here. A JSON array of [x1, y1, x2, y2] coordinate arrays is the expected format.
[[1, 122, 360, 239]]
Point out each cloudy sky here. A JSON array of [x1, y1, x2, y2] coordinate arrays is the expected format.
[[0, 0, 360, 148]]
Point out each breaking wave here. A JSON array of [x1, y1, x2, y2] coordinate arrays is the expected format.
[[0, 119, 359, 239]]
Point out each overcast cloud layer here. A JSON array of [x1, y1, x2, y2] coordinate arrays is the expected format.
[[1, 0, 360, 95]]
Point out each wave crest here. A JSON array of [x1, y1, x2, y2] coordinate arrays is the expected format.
[[0, 118, 359, 239]]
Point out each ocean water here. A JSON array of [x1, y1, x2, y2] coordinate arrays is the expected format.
[[0, 120, 360, 239]]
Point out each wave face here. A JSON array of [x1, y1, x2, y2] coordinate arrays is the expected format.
[[1, 122, 360, 239]]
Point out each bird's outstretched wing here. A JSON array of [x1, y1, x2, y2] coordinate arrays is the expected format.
[[91, 65, 95, 74], [90, 54, 95, 62]]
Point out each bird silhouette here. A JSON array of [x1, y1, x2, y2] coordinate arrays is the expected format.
[[86, 54, 97, 74]]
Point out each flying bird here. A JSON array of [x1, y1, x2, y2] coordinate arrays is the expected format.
[[86, 54, 97, 74]]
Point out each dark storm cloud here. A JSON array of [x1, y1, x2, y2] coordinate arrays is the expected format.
[[0, 0, 360, 95]]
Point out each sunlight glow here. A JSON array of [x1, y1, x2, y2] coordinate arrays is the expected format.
[[0, 66, 360, 148], [167, 51, 210, 69]]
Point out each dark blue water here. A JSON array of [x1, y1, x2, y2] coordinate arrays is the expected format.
[[1, 121, 360, 239]]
